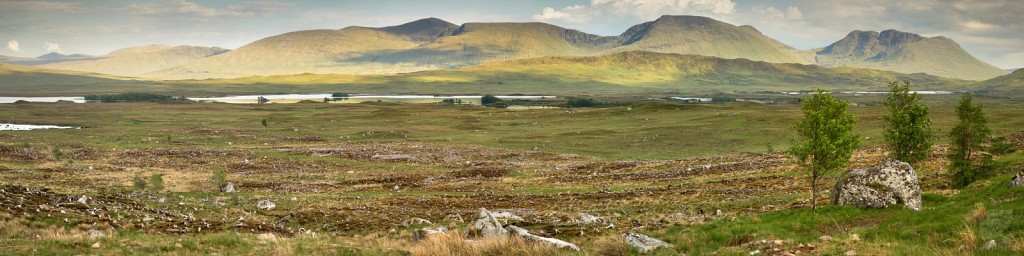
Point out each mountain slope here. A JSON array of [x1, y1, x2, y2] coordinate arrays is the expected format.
[[609, 15, 809, 64], [150, 16, 814, 79], [41, 45, 228, 77], [149, 18, 459, 79], [975, 69, 1024, 88], [194, 51, 954, 91], [815, 30, 1006, 81], [0, 64, 130, 89]]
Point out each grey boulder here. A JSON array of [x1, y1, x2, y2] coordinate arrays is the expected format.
[[830, 159, 922, 211]]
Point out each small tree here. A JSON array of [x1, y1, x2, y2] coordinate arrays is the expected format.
[[148, 173, 165, 192], [882, 81, 934, 165], [261, 118, 268, 133], [132, 172, 148, 190], [481, 95, 500, 105], [211, 168, 228, 191], [790, 90, 861, 210], [948, 93, 991, 187]]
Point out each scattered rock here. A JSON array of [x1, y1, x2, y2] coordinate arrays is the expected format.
[[622, 233, 673, 253], [401, 217, 433, 228], [87, 229, 105, 239], [830, 159, 922, 211], [91, 242, 100, 249], [984, 239, 997, 249], [819, 235, 833, 242], [849, 234, 860, 243], [256, 200, 275, 210], [413, 226, 448, 241], [576, 213, 610, 225], [222, 182, 235, 193], [506, 225, 580, 251], [466, 208, 507, 238], [749, 249, 761, 255], [77, 196, 88, 205], [1011, 173, 1024, 188], [844, 250, 857, 256]]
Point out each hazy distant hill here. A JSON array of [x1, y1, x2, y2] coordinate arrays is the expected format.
[[815, 30, 1006, 81], [975, 69, 1024, 88], [609, 15, 810, 64], [41, 45, 228, 77], [1, 53, 98, 66]]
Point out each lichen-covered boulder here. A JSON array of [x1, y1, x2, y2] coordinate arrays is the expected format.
[[256, 200, 275, 210], [830, 159, 922, 211]]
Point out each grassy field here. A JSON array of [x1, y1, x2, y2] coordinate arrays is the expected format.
[[1, 96, 1022, 255]]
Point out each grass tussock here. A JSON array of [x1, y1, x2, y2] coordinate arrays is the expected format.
[[968, 202, 986, 223], [956, 222, 980, 252]]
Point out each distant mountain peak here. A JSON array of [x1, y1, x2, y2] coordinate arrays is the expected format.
[[817, 29, 1005, 80], [38, 52, 67, 60], [378, 17, 458, 42]]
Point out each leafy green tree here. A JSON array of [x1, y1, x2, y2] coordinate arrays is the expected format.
[[567, 97, 596, 108], [882, 81, 934, 165], [481, 95, 500, 105], [261, 118, 268, 133], [948, 93, 991, 187], [790, 90, 861, 210], [132, 172, 148, 190]]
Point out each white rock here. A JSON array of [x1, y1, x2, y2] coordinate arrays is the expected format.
[[506, 225, 580, 251], [256, 200, 275, 210], [984, 239, 997, 249], [87, 229, 105, 239], [222, 182, 235, 193], [413, 226, 448, 241], [401, 217, 433, 228], [623, 233, 673, 253], [819, 235, 833, 242]]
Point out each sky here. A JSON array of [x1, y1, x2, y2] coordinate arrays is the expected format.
[[1, 0, 1022, 68]]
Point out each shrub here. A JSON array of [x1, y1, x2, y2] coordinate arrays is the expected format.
[[148, 173, 164, 192], [211, 169, 227, 191], [132, 173, 148, 190], [481, 95, 500, 105], [567, 97, 596, 108]]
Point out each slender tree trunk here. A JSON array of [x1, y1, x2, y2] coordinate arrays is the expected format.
[[811, 166, 818, 210]]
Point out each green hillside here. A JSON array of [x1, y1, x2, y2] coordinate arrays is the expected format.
[[975, 69, 1024, 88], [815, 30, 1007, 81]]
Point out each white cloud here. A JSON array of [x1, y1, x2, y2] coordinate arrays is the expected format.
[[44, 42, 62, 53], [7, 40, 19, 52], [127, 0, 294, 18], [533, 0, 737, 24], [752, 6, 803, 20]]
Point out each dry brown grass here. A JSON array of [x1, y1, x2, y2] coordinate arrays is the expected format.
[[968, 203, 987, 224], [405, 229, 573, 256], [1012, 234, 1024, 252], [956, 222, 980, 253], [587, 234, 629, 256], [0, 212, 87, 240]]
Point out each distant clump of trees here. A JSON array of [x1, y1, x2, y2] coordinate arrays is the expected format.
[[85, 93, 184, 103], [566, 97, 596, 108]]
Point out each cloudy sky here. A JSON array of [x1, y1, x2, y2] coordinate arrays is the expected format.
[[2, 0, 1022, 68]]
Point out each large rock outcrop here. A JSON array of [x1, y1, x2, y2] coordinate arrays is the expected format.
[[466, 208, 508, 238], [623, 233, 673, 253], [830, 159, 922, 211]]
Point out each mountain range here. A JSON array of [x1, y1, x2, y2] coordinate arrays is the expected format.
[[0, 15, 1009, 81]]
